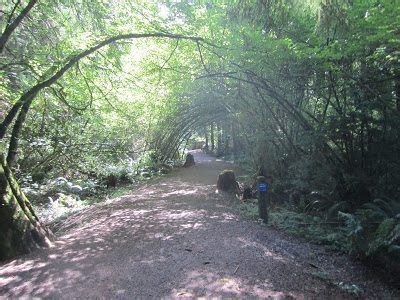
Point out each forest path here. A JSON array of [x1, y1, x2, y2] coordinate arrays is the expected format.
[[0, 150, 397, 298]]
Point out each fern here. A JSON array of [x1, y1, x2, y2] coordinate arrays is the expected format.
[[339, 212, 362, 234], [367, 218, 396, 256], [362, 203, 388, 220], [388, 245, 400, 259], [387, 224, 400, 250], [326, 201, 349, 220], [338, 212, 366, 254], [373, 199, 395, 216]]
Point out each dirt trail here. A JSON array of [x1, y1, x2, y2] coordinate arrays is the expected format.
[[0, 150, 398, 298]]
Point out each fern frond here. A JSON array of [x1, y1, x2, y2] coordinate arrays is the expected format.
[[326, 201, 349, 220], [362, 203, 388, 220], [373, 199, 394, 216]]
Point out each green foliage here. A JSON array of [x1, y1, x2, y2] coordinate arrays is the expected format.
[[338, 198, 400, 267], [311, 269, 363, 296], [240, 199, 259, 219], [241, 198, 400, 268], [338, 212, 366, 255], [240, 202, 348, 251], [270, 209, 348, 250], [368, 218, 396, 256]]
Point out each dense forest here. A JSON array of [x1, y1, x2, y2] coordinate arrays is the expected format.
[[1, 0, 400, 282]]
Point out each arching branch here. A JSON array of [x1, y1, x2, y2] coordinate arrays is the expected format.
[[0, 32, 206, 140]]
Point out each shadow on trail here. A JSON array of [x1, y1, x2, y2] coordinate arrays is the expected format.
[[0, 151, 394, 298]]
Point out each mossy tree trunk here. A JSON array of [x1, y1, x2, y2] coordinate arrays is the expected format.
[[0, 154, 54, 260]]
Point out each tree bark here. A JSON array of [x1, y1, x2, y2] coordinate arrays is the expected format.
[[395, 71, 400, 112], [231, 120, 238, 160], [7, 96, 34, 165], [0, 154, 53, 260], [0, 0, 37, 54], [210, 122, 215, 151], [204, 126, 209, 150], [217, 122, 223, 156]]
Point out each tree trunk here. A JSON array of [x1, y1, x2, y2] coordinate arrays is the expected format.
[[231, 120, 238, 161], [210, 122, 215, 152], [224, 121, 230, 156], [7, 96, 34, 165], [0, 0, 37, 54], [204, 126, 209, 150], [395, 73, 400, 112], [0, 154, 53, 260], [217, 122, 223, 157]]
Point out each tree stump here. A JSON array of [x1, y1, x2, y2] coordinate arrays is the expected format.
[[183, 153, 195, 167], [217, 170, 239, 193], [106, 174, 117, 188]]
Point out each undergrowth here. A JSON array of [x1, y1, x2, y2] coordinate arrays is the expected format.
[[30, 161, 175, 225], [240, 200, 348, 251], [240, 196, 400, 281]]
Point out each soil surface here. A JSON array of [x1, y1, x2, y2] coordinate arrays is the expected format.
[[0, 150, 398, 298]]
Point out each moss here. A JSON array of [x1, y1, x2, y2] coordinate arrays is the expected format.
[[0, 155, 53, 260]]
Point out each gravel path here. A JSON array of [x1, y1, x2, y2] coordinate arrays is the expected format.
[[0, 150, 398, 298]]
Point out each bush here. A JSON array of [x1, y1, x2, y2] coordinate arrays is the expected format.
[[241, 196, 400, 273], [35, 192, 86, 224], [240, 201, 348, 251], [339, 198, 400, 273]]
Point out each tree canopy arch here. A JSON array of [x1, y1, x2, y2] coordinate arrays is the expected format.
[[0, 1, 215, 259]]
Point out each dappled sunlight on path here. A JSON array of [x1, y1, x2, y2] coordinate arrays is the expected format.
[[0, 151, 394, 298]]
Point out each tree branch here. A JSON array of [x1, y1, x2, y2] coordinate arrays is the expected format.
[[0, 32, 206, 141], [0, 0, 37, 54]]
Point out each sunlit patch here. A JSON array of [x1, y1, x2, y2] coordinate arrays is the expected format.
[[0, 275, 22, 287], [162, 189, 199, 197], [0, 260, 47, 275], [221, 213, 238, 220], [252, 284, 300, 299], [156, 210, 203, 220], [175, 289, 194, 297], [115, 289, 126, 295], [171, 270, 244, 296], [168, 268, 305, 298], [237, 237, 287, 262]]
